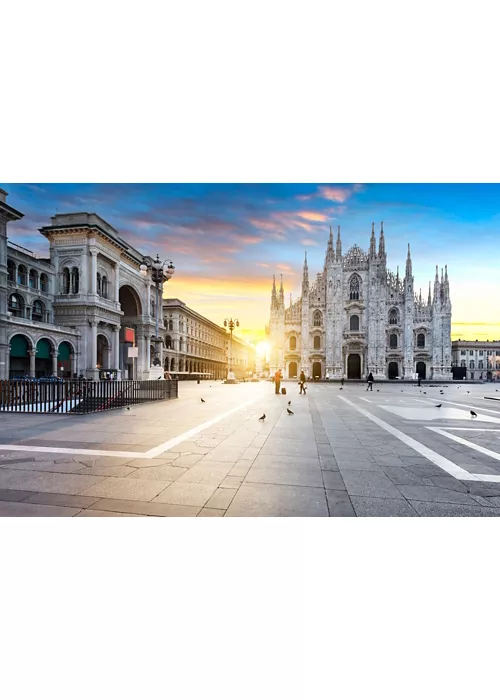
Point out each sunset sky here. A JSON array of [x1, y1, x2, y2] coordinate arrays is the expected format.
[[2, 183, 499, 345]]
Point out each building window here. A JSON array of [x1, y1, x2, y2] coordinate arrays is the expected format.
[[488, 350, 492, 355], [290, 336, 296, 350], [29, 269, 38, 289], [150, 298, 155, 317], [96, 273, 101, 296], [470, 361, 474, 369], [313, 336, 321, 350], [17, 265, 27, 286], [62, 267, 71, 294], [349, 275, 361, 300], [350, 315, 360, 331], [32, 300, 45, 322], [313, 310, 322, 327], [165, 336, 172, 349], [460, 360, 466, 367], [7, 259, 15, 282], [471, 372, 474, 379], [40, 273, 48, 293], [8, 294, 24, 318], [461, 350, 466, 355], [71, 267, 79, 294], [469, 350, 474, 356], [168, 320, 174, 331], [478, 360, 484, 369], [100, 275, 107, 298], [479, 350, 484, 356], [389, 309, 399, 325], [389, 334, 398, 349], [417, 333, 425, 348]]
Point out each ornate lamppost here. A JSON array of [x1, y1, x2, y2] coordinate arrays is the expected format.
[[140, 254, 175, 369], [224, 318, 239, 381]]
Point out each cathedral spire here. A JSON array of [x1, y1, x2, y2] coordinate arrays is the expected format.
[[336, 225, 342, 260], [378, 221, 385, 257], [433, 265, 440, 305], [369, 222, 376, 257], [302, 251, 309, 292], [405, 243, 412, 278], [279, 273, 284, 306], [428, 281, 432, 306], [328, 225, 333, 248], [326, 224, 335, 264], [271, 275, 277, 310]]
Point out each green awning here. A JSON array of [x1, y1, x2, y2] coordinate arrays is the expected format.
[[10, 335, 29, 358], [36, 338, 52, 359], [57, 342, 72, 361]]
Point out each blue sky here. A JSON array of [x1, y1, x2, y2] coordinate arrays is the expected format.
[[2, 183, 499, 342]]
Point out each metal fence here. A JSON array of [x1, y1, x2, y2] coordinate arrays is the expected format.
[[0, 379, 178, 414]]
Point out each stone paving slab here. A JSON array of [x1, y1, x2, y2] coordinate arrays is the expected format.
[[0, 501, 81, 517], [80, 477, 171, 501]]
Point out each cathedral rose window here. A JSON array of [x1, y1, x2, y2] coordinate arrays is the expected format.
[[349, 275, 361, 300]]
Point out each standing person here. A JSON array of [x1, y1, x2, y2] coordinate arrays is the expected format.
[[274, 368, 282, 395], [341, 376, 345, 386], [299, 370, 306, 395], [417, 373, 421, 387], [366, 372, 374, 391]]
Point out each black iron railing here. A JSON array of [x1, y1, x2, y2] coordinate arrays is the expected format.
[[0, 379, 178, 414]]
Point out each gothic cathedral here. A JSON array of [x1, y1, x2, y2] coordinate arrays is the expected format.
[[268, 223, 452, 381]]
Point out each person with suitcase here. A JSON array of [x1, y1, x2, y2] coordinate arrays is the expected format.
[[274, 368, 282, 395]]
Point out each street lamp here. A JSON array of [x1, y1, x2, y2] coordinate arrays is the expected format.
[[224, 318, 239, 379], [140, 254, 175, 368]]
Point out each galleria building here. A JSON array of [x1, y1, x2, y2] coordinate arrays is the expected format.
[[268, 224, 453, 381], [0, 190, 254, 381]]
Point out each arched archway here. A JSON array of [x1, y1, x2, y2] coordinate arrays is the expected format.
[[119, 285, 143, 377], [288, 361, 298, 378], [347, 354, 361, 379], [97, 334, 110, 370], [9, 334, 31, 377], [58, 341, 74, 378], [416, 361, 426, 380], [312, 361, 322, 379], [388, 361, 399, 380], [35, 338, 54, 377], [119, 285, 142, 317]]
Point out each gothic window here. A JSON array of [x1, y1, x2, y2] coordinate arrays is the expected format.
[[389, 309, 399, 325], [100, 275, 108, 298], [389, 334, 398, 349], [7, 259, 15, 282], [32, 300, 45, 322], [313, 335, 321, 350], [29, 269, 38, 289], [40, 273, 48, 293], [8, 294, 24, 318], [350, 315, 360, 331], [417, 333, 425, 348], [17, 265, 27, 286], [71, 267, 80, 294], [290, 336, 296, 350], [313, 310, 322, 327], [349, 275, 361, 300], [62, 267, 71, 294], [470, 361, 474, 369]]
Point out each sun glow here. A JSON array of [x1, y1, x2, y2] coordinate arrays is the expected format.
[[256, 341, 270, 361]]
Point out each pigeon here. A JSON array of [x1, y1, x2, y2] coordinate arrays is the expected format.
[[287, 408, 294, 415], [376, 389, 379, 392], [126, 406, 130, 410], [339, 387, 343, 390], [423, 392, 427, 394], [259, 414, 266, 421], [470, 410, 477, 417], [467, 391, 470, 394], [288, 400, 291, 405], [435, 404, 442, 408], [201, 398, 206, 403]]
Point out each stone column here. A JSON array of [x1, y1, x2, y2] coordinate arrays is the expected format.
[[51, 351, 58, 377], [114, 262, 120, 302], [90, 248, 98, 295], [90, 321, 98, 378], [145, 334, 151, 370], [29, 349, 36, 378], [70, 353, 76, 377], [112, 326, 121, 374]]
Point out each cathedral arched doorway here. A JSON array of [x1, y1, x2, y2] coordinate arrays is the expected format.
[[388, 362, 398, 380], [347, 354, 361, 379], [416, 361, 426, 380], [312, 362, 322, 380], [288, 362, 298, 379], [487, 371, 492, 381]]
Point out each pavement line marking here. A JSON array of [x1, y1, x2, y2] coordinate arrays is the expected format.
[[428, 427, 500, 465], [419, 396, 500, 416], [338, 396, 480, 481], [440, 428, 500, 432], [0, 445, 141, 458], [145, 396, 262, 458], [359, 397, 373, 403]]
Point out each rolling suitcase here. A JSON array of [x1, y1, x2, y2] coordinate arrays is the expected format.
[[281, 387, 286, 395]]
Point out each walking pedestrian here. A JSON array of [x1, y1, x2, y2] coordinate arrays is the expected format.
[[417, 374, 421, 387], [299, 370, 306, 395], [366, 372, 374, 391], [274, 368, 282, 395], [341, 376, 344, 386]]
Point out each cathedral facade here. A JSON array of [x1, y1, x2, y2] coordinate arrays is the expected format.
[[268, 223, 452, 381]]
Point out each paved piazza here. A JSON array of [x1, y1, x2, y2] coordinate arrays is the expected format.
[[2, 380, 500, 516]]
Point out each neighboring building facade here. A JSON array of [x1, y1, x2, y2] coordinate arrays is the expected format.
[[452, 340, 500, 381], [268, 223, 453, 381], [0, 190, 164, 380], [162, 298, 256, 379]]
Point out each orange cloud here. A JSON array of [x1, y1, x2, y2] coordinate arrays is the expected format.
[[298, 211, 328, 222], [318, 186, 353, 203]]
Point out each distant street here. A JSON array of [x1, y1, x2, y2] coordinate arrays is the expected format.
[[1, 380, 500, 516]]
